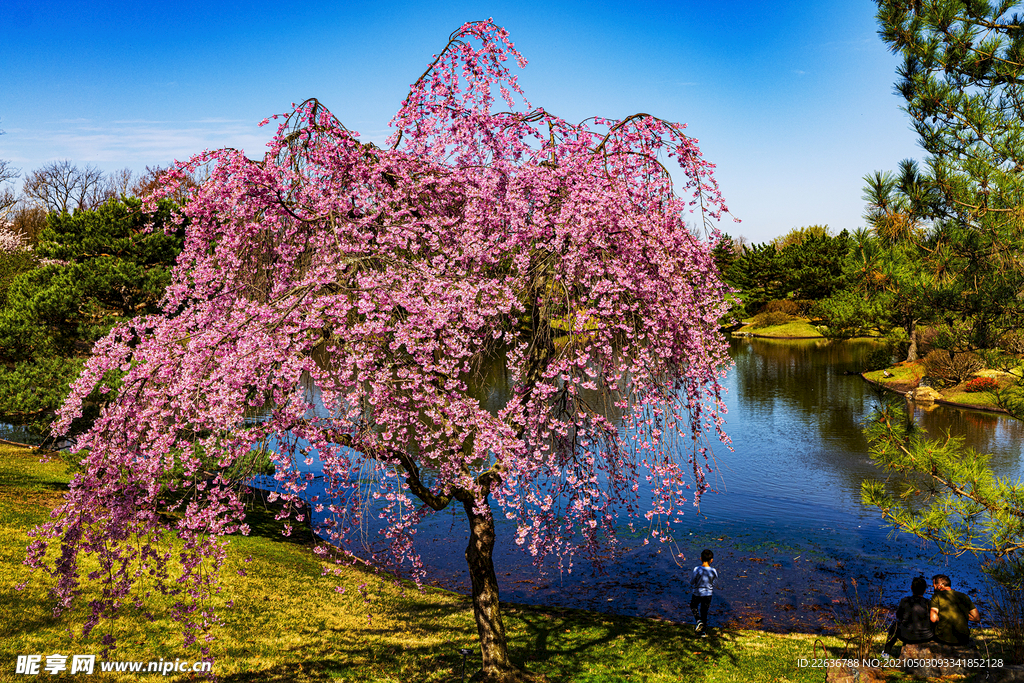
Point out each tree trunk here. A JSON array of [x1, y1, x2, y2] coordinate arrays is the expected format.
[[906, 319, 918, 362], [463, 496, 519, 683]]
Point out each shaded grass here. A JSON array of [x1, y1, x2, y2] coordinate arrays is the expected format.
[[0, 443, 855, 682]]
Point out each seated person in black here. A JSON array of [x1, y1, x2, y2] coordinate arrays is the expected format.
[[882, 576, 934, 655]]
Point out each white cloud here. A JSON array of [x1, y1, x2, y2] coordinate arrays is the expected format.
[[1, 119, 271, 171]]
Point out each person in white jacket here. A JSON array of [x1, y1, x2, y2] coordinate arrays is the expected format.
[[690, 548, 718, 636]]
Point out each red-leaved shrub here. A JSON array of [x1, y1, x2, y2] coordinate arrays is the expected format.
[[962, 376, 998, 392]]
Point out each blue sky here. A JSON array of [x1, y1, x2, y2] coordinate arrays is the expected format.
[[0, 0, 921, 244]]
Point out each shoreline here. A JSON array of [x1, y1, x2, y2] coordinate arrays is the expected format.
[[0, 440, 894, 637], [725, 327, 1015, 416], [731, 332, 824, 340], [11, 393, 1002, 638], [860, 374, 1013, 415]]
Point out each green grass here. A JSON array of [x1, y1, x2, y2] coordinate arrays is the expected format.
[[1, 443, 860, 682], [863, 362, 1018, 411], [942, 370, 1018, 410], [735, 319, 823, 339], [863, 362, 927, 387], [943, 389, 1002, 408]]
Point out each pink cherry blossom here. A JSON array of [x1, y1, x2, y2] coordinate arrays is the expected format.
[[30, 20, 733, 681]]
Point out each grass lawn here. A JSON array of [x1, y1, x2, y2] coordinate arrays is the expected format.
[[0, 442, 887, 683], [863, 361, 927, 389], [940, 370, 1018, 410], [735, 318, 823, 339], [863, 363, 1019, 412], [942, 389, 1003, 408]]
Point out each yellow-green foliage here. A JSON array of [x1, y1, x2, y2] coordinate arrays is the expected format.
[[738, 318, 823, 339], [751, 311, 793, 328], [769, 225, 832, 251], [943, 390, 1002, 408], [863, 362, 926, 387]]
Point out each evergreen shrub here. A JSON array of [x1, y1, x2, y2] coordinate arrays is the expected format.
[[751, 311, 792, 328], [792, 299, 816, 316], [0, 250, 37, 308], [866, 347, 894, 372], [761, 299, 801, 316]]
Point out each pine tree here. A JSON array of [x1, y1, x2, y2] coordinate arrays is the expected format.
[[0, 198, 182, 437], [861, 0, 1024, 587], [871, 0, 1024, 349]]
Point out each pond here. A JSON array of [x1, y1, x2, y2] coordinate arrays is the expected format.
[[263, 337, 1024, 631]]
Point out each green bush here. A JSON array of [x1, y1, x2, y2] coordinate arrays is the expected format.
[[761, 299, 801, 316], [866, 347, 894, 372], [979, 348, 1020, 373], [792, 299, 816, 316], [917, 326, 941, 353], [0, 250, 38, 309], [0, 198, 184, 439]]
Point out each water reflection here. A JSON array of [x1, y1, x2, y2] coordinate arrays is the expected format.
[[257, 337, 1024, 631], [713, 338, 884, 523], [913, 403, 1024, 473], [0, 422, 49, 447]]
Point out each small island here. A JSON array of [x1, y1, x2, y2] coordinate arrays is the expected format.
[[729, 309, 1022, 415]]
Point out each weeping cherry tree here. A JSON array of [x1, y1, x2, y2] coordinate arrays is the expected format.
[[28, 20, 735, 682]]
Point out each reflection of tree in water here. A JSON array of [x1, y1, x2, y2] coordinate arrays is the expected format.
[[727, 335, 1024, 489], [913, 403, 1024, 476], [729, 337, 878, 457]]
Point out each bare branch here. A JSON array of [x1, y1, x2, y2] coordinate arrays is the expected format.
[[22, 160, 107, 213]]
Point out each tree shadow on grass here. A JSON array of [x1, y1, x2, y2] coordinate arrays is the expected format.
[[501, 603, 740, 682], [213, 632, 482, 683], [217, 661, 346, 683], [0, 449, 70, 514], [0, 590, 68, 641], [214, 650, 471, 683], [236, 490, 318, 546], [0, 468, 68, 496], [213, 594, 746, 682]]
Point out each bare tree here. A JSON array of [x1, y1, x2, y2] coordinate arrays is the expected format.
[[8, 204, 48, 247], [22, 160, 106, 214], [0, 159, 18, 226], [0, 160, 17, 187], [103, 167, 136, 201], [0, 126, 19, 226], [132, 164, 198, 204]]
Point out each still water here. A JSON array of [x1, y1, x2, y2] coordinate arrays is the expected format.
[[314, 337, 1024, 631], [7, 337, 1017, 629]]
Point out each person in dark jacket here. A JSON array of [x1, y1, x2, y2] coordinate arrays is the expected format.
[[881, 576, 934, 656]]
